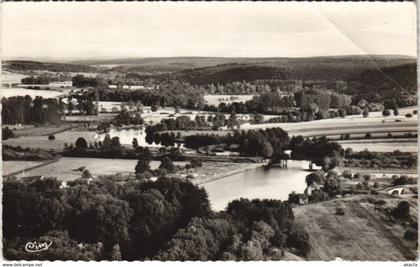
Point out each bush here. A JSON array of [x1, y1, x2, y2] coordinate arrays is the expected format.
[[365, 133, 371, 139], [326, 170, 338, 180], [305, 171, 325, 187], [288, 191, 300, 205], [392, 175, 416, 186], [287, 223, 310, 256], [323, 178, 340, 197], [403, 229, 417, 241], [190, 159, 203, 168], [362, 109, 369, 118], [392, 201, 410, 221], [355, 183, 364, 190], [338, 109, 346, 118], [413, 110, 417, 115], [363, 174, 371, 182], [382, 109, 391, 117], [405, 113, 413, 118], [48, 134, 55, 141], [342, 170, 352, 179], [2, 127, 15, 140], [335, 207, 345, 216]]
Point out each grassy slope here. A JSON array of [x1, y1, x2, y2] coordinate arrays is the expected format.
[[293, 195, 417, 261]]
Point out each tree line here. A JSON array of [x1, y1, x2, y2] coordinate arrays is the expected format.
[[184, 128, 290, 158], [2, 96, 63, 125], [81, 79, 205, 109]]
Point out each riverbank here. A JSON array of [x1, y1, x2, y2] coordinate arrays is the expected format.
[[193, 162, 265, 185]]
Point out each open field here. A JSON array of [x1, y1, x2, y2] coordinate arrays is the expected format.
[[338, 139, 418, 152], [4, 124, 76, 137], [294, 195, 418, 261], [2, 160, 45, 176], [227, 106, 418, 134], [3, 129, 97, 151], [10, 157, 188, 181], [1, 71, 28, 84], [1, 87, 66, 98]]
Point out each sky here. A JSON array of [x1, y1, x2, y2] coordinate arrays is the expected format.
[[1, 2, 417, 60]]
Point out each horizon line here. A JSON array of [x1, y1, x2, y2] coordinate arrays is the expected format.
[[3, 54, 417, 64]]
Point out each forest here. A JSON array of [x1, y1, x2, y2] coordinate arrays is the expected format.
[[3, 177, 309, 261], [4, 60, 98, 73]]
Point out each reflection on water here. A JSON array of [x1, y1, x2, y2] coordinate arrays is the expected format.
[[202, 160, 310, 211], [98, 127, 160, 147]]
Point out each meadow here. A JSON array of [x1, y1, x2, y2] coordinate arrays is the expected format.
[[11, 157, 188, 181], [294, 195, 417, 261]]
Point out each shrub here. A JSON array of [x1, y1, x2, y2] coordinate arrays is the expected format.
[[392, 175, 416, 186], [159, 157, 175, 172], [75, 137, 88, 150], [365, 133, 371, 139], [48, 134, 55, 141], [335, 207, 345, 216], [363, 174, 371, 182], [326, 170, 338, 180], [392, 201, 411, 221], [413, 110, 418, 115], [287, 223, 310, 257], [382, 109, 391, 117], [342, 170, 352, 179], [338, 109, 346, 118], [288, 191, 300, 205], [362, 109, 369, 118], [403, 229, 417, 241], [355, 183, 364, 190], [190, 159, 203, 168], [405, 113, 413, 118], [305, 171, 325, 187], [323, 178, 340, 197], [81, 169, 92, 179], [2, 127, 15, 140]]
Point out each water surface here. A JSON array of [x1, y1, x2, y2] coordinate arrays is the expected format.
[[202, 160, 310, 211]]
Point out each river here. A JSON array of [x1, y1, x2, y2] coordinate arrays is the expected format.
[[201, 160, 310, 211]]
